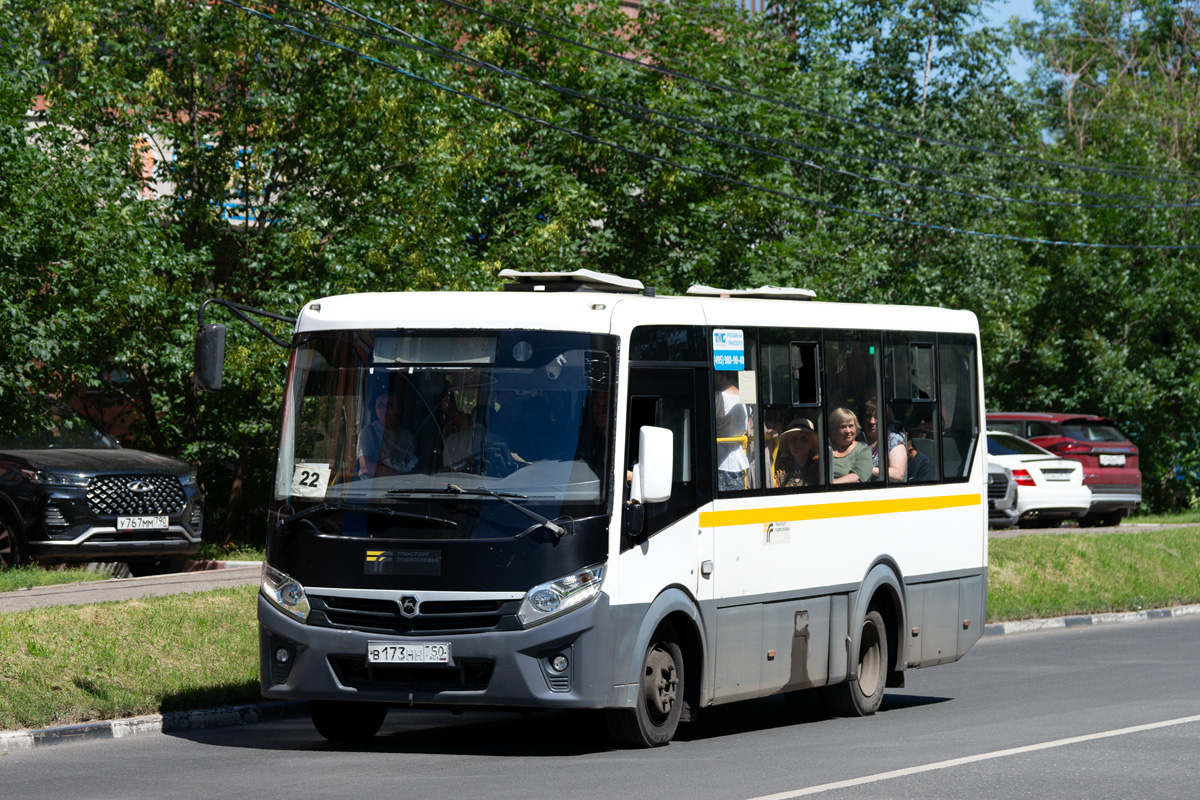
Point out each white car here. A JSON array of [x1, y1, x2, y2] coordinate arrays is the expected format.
[[987, 462, 1019, 529], [986, 431, 1091, 528]]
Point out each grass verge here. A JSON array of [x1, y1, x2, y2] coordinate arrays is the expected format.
[[0, 584, 259, 731], [987, 527, 1200, 622], [0, 565, 110, 594], [192, 542, 266, 561], [1, 529, 1198, 731]]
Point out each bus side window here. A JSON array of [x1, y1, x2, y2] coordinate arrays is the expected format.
[[759, 333, 822, 491], [823, 331, 880, 487], [714, 329, 760, 495], [938, 334, 979, 480], [885, 334, 941, 484]]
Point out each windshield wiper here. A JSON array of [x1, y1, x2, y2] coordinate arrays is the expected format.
[[277, 502, 457, 529], [389, 485, 568, 537]]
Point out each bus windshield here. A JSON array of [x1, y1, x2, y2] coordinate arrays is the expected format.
[[275, 329, 616, 535]]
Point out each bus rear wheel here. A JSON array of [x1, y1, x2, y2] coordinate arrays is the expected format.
[[605, 622, 684, 748], [309, 700, 388, 743], [824, 609, 888, 717]]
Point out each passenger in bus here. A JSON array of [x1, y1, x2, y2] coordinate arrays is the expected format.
[[773, 419, 819, 488], [829, 407, 872, 484], [715, 371, 750, 491], [357, 392, 417, 478], [864, 398, 907, 482], [906, 433, 935, 482]]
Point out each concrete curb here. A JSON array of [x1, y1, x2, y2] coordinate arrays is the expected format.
[[0, 700, 305, 753], [6, 603, 1200, 752], [983, 602, 1200, 636]]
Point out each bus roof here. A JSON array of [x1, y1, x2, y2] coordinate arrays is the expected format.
[[294, 271, 977, 336]]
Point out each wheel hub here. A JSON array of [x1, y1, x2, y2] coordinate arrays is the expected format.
[[642, 644, 678, 719]]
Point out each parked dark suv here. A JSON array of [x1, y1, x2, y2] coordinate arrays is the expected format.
[[0, 402, 203, 572], [985, 412, 1140, 527]]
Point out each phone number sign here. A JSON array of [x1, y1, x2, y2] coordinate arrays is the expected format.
[[713, 329, 745, 371]]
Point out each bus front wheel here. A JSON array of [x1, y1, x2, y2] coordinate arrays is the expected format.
[[309, 700, 388, 743], [825, 609, 888, 717], [605, 622, 684, 748]]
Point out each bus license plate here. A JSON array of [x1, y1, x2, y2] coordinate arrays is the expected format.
[[366, 642, 451, 665], [117, 515, 169, 530], [1100, 454, 1126, 467]]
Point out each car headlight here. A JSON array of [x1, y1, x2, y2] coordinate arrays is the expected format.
[[261, 564, 310, 622], [518, 562, 606, 627], [22, 469, 89, 488], [179, 473, 197, 486]]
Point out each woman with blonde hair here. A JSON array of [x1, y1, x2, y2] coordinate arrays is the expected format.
[[829, 407, 872, 484]]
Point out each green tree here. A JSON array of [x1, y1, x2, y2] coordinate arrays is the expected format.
[[1003, 0, 1200, 508]]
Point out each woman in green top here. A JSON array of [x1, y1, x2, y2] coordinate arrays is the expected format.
[[830, 407, 872, 484]]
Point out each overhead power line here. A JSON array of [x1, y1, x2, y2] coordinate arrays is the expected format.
[[432, 0, 1200, 190], [260, 0, 1199, 211], [216, 0, 1200, 250]]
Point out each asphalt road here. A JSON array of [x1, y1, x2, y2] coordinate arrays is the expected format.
[[2, 614, 1197, 800]]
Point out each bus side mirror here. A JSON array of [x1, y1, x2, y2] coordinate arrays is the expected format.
[[631, 425, 673, 504], [194, 323, 227, 392]]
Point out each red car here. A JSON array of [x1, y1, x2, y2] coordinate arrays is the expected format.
[[985, 412, 1141, 527]]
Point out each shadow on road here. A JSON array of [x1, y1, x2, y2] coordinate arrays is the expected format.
[[166, 691, 953, 756]]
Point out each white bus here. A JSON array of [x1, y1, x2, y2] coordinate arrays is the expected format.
[[195, 269, 987, 748]]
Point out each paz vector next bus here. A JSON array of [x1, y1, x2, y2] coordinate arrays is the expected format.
[[194, 269, 987, 748]]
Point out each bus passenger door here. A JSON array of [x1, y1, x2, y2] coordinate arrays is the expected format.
[[622, 367, 711, 601]]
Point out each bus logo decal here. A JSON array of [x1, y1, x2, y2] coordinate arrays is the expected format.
[[398, 596, 420, 618], [364, 549, 442, 576]]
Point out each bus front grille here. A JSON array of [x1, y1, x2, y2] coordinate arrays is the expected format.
[[331, 656, 494, 691], [307, 595, 522, 636]]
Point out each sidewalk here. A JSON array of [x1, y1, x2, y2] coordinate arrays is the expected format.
[[0, 560, 260, 614]]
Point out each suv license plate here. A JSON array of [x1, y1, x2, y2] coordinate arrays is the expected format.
[[366, 642, 451, 665], [117, 515, 169, 530], [1099, 454, 1126, 467]]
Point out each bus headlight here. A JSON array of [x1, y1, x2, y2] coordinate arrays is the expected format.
[[518, 562, 606, 627], [261, 564, 311, 622]]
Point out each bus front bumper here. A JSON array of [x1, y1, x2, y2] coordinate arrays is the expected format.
[[258, 592, 633, 710]]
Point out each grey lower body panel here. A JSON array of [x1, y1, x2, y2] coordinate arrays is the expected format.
[[904, 568, 987, 668], [259, 593, 647, 710]]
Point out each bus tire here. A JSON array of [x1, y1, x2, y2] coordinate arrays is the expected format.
[[605, 622, 684, 748], [0, 509, 24, 569], [309, 700, 388, 743], [825, 609, 888, 717]]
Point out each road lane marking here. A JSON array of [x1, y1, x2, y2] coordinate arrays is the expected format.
[[746, 713, 1200, 799]]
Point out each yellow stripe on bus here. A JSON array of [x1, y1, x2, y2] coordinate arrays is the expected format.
[[698, 493, 982, 529]]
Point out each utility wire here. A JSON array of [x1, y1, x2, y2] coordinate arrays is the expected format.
[[612, 0, 1200, 167], [436, 0, 1200, 189], [216, 0, 1200, 249], [286, 0, 1199, 210]]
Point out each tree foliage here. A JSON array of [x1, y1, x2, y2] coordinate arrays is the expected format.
[[1, 0, 1197, 540]]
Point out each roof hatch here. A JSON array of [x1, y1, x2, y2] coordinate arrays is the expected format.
[[499, 268, 645, 294], [686, 284, 816, 300]]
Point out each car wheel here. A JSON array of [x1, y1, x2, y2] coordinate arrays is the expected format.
[[0, 510, 24, 569], [605, 622, 685, 747], [309, 700, 388, 743]]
